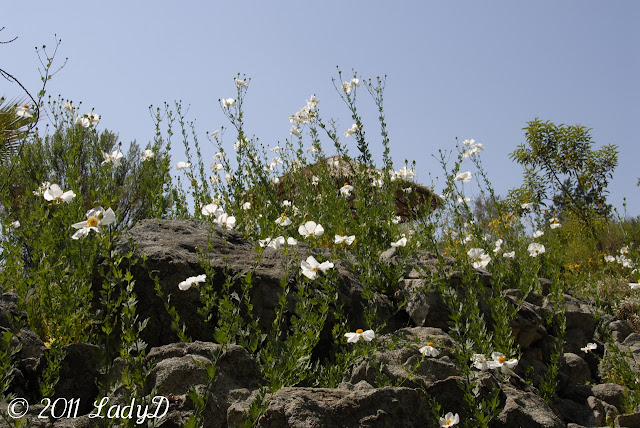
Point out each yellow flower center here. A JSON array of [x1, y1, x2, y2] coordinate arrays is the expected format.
[[87, 217, 99, 228], [446, 420, 452, 425], [344, 182, 349, 186], [498, 356, 506, 364], [22, 104, 29, 109], [427, 342, 434, 347], [356, 329, 364, 334], [280, 212, 286, 217]]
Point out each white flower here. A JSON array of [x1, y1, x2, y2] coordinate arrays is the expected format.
[[10, 220, 20, 228], [403, 187, 412, 194], [299, 221, 324, 238], [74, 116, 91, 127], [275, 214, 292, 226], [209, 175, 220, 184], [521, 202, 532, 209], [235, 78, 248, 89], [178, 274, 206, 291], [391, 237, 407, 248], [493, 239, 503, 253], [222, 98, 236, 108], [580, 343, 597, 353], [176, 161, 191, 171], [335, 235, 355, 245], [419, 342, 439, 358], [214, 152, 225, 160], [528, 242, 546, 257], [62, 101, 76, 112], [300, 255, 334, 280], [342, 78, 360, 94], [270, 146, 281, 153], [242, 202, 251, 210], [486, 352, 518, 374], [550, 221, 562, 229], [287, 237, 298, 246], [201, 203, 224, 217], [392, 216, 402, 225], [311, 176, 319, 186], [467, 248, 491, 269], [620, 246, 629, 255], [261, 236, 286, 250], [33, 181, 51, 196], [215, 213, 236, 230], [458, 197, 470, 204], [464, 142, 485, 158], [233, 140, 246, 150], [344, 123, 359, 137], [439, 412, 460, 427], [533, 230, 544, 238], [141, 149, 154, 161], [455, 171, 472, 183], [71, 207, 116, 239], [209, 130, 219, 138], [339, 183, 354, 197], [503, 251, 516, 259], [102, 150, 124, 167], [290, 126, 301, 137], [462, 139, 475, 147], [16, 104, 33, 118], [270, 176, 280, 185], [472, 354, 489, 370], [345, 329, 375, 343], [211, 162, 224, 171], [604, 255, 616, 263], [226, 173, 234, 184], [43, 184, 76, 203], [630, 283, 640, 290]]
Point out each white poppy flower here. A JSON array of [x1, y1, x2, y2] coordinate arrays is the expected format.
[[215, 213, 236, 230], [345, 329, 375, 343], [339, 183, 354, 197], [141, 149, 154, 161], [533, 230, 544, 238], [620, 246, 629, 255], [467, 248, 491, 269], [299, 221, 324, 238], [462, 139, 475, 147], [503, 251, 516, 259], [455, 171, 472, 183], [629, 283, 640, 290], [235, 78, 248, 89], [226, 173, 234, 183], [62, 101, 76, 112], [43, 184, 76, 203], [209, 175, 220, 184], [528, 242, 546, 257], [439, 412, 460, 427], [287, 237, 298, 246], [580, 343, 597, 353], [485, 352, 518, 374], [201, 203, 224, 217], [10, 220, 20, 228], [222, 98, 236, 108], [290, 126, 301, 137], [71, 207, 116, 239], [209, 130, 219, 138], [275, 214, 292, 226], [102, 150, 124, 166], [211, 162, 224, 171], [335, 235, 355, 245], [604, 255, 615, 262], [242, 202, 251, 210], [311, 176, 319, 186], [344, 123, 359, 137], [16, 104, 33, 118], [300, 255, 334, 280], [472, 354, 489, 370], [419, 342, 439, 358], [391, 237, 407, 248], [521, 202, 532, 209], [176, 161, 191, 171], [178, 274, 206, 291]]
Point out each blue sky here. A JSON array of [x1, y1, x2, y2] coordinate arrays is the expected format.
[[3, 1, 639, 215]]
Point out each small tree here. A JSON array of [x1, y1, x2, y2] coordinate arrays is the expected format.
[[509, 118, 618, 236]]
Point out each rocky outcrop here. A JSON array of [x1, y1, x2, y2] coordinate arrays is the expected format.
[[3, 219, 640, 427]]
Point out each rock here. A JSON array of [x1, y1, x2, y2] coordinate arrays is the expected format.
[[143, 341, 263, 427], [110, 219, 399, 351], [609, 319, 634, 343], [616, 411, 640, 427], [53, 343, 102, 415], [591, 383, 627, 413], [558, 353, 592, 396], [231, 386, 431, 428], [493, 379, 565, 428], [0, 292, 28, 329]]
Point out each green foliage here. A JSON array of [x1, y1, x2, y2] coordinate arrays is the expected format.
[[509, 118, 618, 235]]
